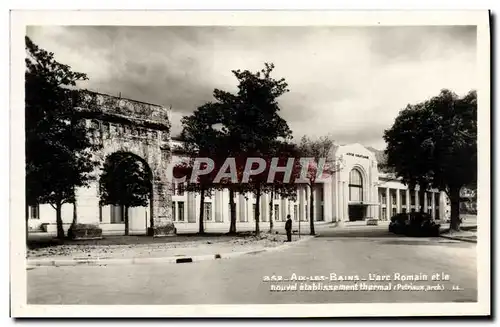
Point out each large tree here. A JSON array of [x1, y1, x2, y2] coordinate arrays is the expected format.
[[209, 63, 293, 234], [25, 36, 98, 239], [384, 89, 477, 230], [99, 152, 152, 236], [297, 135, 337, 235]]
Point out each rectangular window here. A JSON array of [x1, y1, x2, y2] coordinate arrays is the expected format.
[[177, 183, 185, 196], [304, 205, 308, 221], [204, 202, 212, 221], [294, 205, 298, 221], [382, 208, 387, 220], [274, 204, 280, 221], [171, 201, 176, 221], [350, 186, 361, 202], [319, 204, 324, 221], [410, 191, 416, 206], [402, 208, 407, 214], [319, 187, 324, 201], [435, 209, 440, 220], [392, 207, 397, 217], [427, 193, 432, 206], [178, 202, 185, 221], [392, 192, 397, 205], [401, 191, 407, 205], [30, 205, 39, 219]]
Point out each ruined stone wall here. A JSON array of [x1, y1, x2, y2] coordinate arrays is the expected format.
[[75, 91, 174, 232]]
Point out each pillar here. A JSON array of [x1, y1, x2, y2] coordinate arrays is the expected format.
[[396, 188, 401, 214], [299, 186, 305, 222], [343, 182, 349, 222], [214, 190, 223, 222], [187, 192, 196, 223], [239, 194, 246, 222], [415, 189, 420, 211], [385, 187, 390, 220], [439, 191, 446, 220], [431, 191, 436, 219], [423, 191, 428, 214], [323, 181, 332, 222], [406, 189, 411, 212]]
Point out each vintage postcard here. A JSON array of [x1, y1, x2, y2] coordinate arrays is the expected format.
[[10, 10, 490, 317]]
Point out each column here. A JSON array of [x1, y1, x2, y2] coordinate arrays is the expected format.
[[343, 182, 349, 222], [406, 189, 410, 212], [423, 191, 428, 214], [415, 189, 420, 212], [214, 190, 223, 222], [239, 194, 246, 222], [338, 181, 344, 222], [385, 187, 390, 220], [431, 191, 436, 219], [396, 189, 401, 214], [439, 191, 446, 220], [187, 192, 196, 223], [261, 192, 268, 222], [299, 186, 305, 222], [332, 174, 338, 222]]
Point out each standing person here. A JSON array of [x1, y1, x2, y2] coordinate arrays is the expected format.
[[285, 214, 292, 242]]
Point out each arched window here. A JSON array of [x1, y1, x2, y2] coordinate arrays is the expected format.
[[349, 169, 363, 202]]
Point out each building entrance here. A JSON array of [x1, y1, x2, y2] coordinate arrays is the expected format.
[[348, 205, 366, 221]]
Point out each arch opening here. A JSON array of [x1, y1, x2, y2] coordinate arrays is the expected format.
[[99, 151, 154, 235]]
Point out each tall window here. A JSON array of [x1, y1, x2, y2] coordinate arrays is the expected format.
[[177, 183, 185, 196], [401, 190, 407, 205], [293, 205, 298, 221], [171, 201, 176, 221], [178, 202, 185, 221], [274, 204, 280, 221], [29, 205, 39, 219], [204, 203, 212, 221], [349, 169, 363, 202]]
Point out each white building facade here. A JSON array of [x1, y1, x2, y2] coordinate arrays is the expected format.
[[27, 140, 450, 235]]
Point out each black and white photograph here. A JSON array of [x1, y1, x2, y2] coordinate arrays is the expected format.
[[10, 10, 490, 317]]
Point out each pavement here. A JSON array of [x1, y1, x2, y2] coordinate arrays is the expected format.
[[28, 226, 477, 305]]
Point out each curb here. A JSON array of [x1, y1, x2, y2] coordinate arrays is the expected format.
[[440, 235, 477, 243], [27, 236, 315, 268]]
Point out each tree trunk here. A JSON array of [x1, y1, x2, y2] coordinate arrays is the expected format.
[[255, 186, 261, 236], [55, 202, 64, 239], [199, 188, 205, 234], [309, 184, 315, 235], [269, 188, 274, 233], [228, 188, 237, 234], [124, 205, 129, 236], [449, 186, 461, 231], [72, 200, 78, 225]]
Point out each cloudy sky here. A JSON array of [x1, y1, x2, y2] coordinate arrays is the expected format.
[[26, 25, 476, 149]]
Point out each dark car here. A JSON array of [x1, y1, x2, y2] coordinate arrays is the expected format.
[[389, 212, 441, 237]]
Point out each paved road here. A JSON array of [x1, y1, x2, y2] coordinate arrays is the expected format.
[[28, 229, 477, 305]]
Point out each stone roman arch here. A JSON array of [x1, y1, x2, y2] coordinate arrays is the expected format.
[[74, 91, 174, 236]]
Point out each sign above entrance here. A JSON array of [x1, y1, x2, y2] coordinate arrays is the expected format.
[[346, 152, 369, 160]]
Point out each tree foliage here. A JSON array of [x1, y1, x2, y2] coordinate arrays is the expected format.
[[296, 135, 338, 235], [180, 63, 293, 235], [383, 89, 477, 230], [99, 152, 152, 235], [25, 36, 98, 239]]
